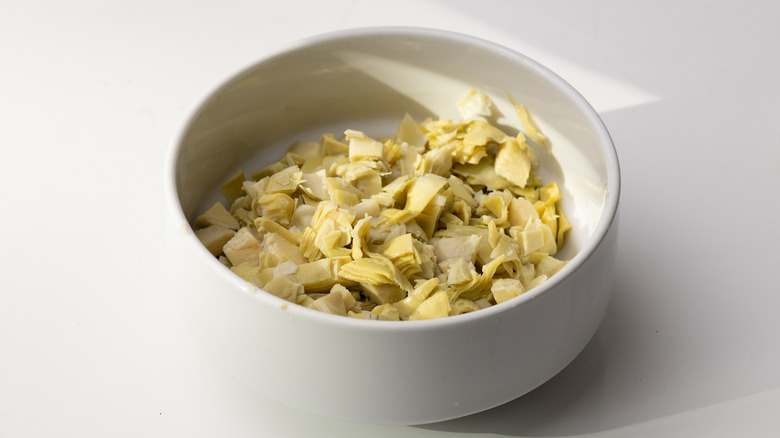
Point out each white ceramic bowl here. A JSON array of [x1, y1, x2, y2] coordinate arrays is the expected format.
[[166, 27, 620, 425]]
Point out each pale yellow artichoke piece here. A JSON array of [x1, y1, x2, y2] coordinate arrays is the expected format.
[[461, 120, 508, 148], [369, 303, 401, 321], [422, 118, 460, 149], [371, 175, 412, 208], [380, 233, 422, 277], [540, 203, 559, 253], [448, 175, 477, 210], [230, 263, 261, 283], [351, 215, 372, 259], [495, 136, 533, 188], [508, 197, 540, 228], [295, 257, 348, 293], [404, 174, 448, 214], [556, 206, 572, 251], [519, 219, 546, 256], [251, 161, 287, 181], [196, 202, 240, 231], [272, 260, 299, 279], [535, 255, 568, 279], [395, 278, 440, 320], [414, 193, 448, 239], [263, 232, 306, 265], [430, 234, 481, 264], [289, 204, 316, 234], [346, 129, 384, 162], [264, 166, 303, 195], [456, 255, 505, 301], [360, 282, 406, 305], [299, 227, 321, 262], [529, 274, 549, 289], [396, 113, 428, 151], [195, 225, 236, 256], [409, 290, 452, 321], [417, 242, 437, 279], [256, 192, 295, 226], [509, 95, 550, 151], [419, 144, 455, 176], [351, 198, 381, 220], [314, 219, 352, 259], [223, 227, 261, 267], [452, 156, 511, 191], [264, 275, 303, 302], [338, 255, 413, 293], [491, 278, 525, 304], [230, 262, 261, 282], [441, 257, 477, 286], [299, 169, 329, 201], [321, 133, 350, 156], [326, 177, 362, 207], [456, 89, 492, 122], [476, 190, 512, 226], [353, 171, 383, 197], [308, 284, 357, 316], [220, 170, 246, 204], [287, 140, 322, 157], [449, 298, 482, 316]]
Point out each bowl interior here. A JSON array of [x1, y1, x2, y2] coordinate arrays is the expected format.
[[174, 27, 616, 281]]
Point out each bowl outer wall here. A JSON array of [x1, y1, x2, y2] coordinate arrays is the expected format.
[[165, 27, 621, 425]]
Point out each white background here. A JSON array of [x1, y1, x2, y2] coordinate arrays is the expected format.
[[2, 1, 779, 437]]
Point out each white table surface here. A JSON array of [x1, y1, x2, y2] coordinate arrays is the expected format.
[[2, 1, 779, 437]]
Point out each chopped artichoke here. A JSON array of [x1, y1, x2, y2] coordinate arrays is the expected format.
[[509, 95, 550, 150], [396, 113, 428, 150], [194, 89, 572, 319], [223, 227, 261, 266], [491, 278, 525, 304], [220, 170, 246, 204], [495, 136, 533, 188], [195, 225, 235, 256], [457, 89, 492, 122], [409, 290, 451, 320], [196, 202, 240, 230]]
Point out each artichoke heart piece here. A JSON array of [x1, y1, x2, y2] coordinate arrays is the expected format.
[[431, 234, 481, 264], [360, 282, 406, 306], [308, 284, 357, 316], [196, 202, 240, 230], [346, 129, 384, 162], [295, 257, 349, 293], [457, 89, 492, 122], [409, 290, 452, 321], [195, 225, 235, 256], [321, 133, 350, 156], [452, 156, 511, 191], [220, 170, 246, 204], [404, 174, 448, 212], [396, 113, 428, 151], [256, 192, 296, 226], [491, 278, 525, 304], [264, 166, 303, 195], [495, 136, 533, 189], [380, 233, 422, 277], [223, 227, 261, 267], [395, 278, 440, 319], [509, 95, 551, 151], [263, 232, 306, 265], [264, 275, 303, 303], [338, 256, 413, 293]]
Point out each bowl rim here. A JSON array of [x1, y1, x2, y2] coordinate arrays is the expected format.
[[165, 26, 621, 331]]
